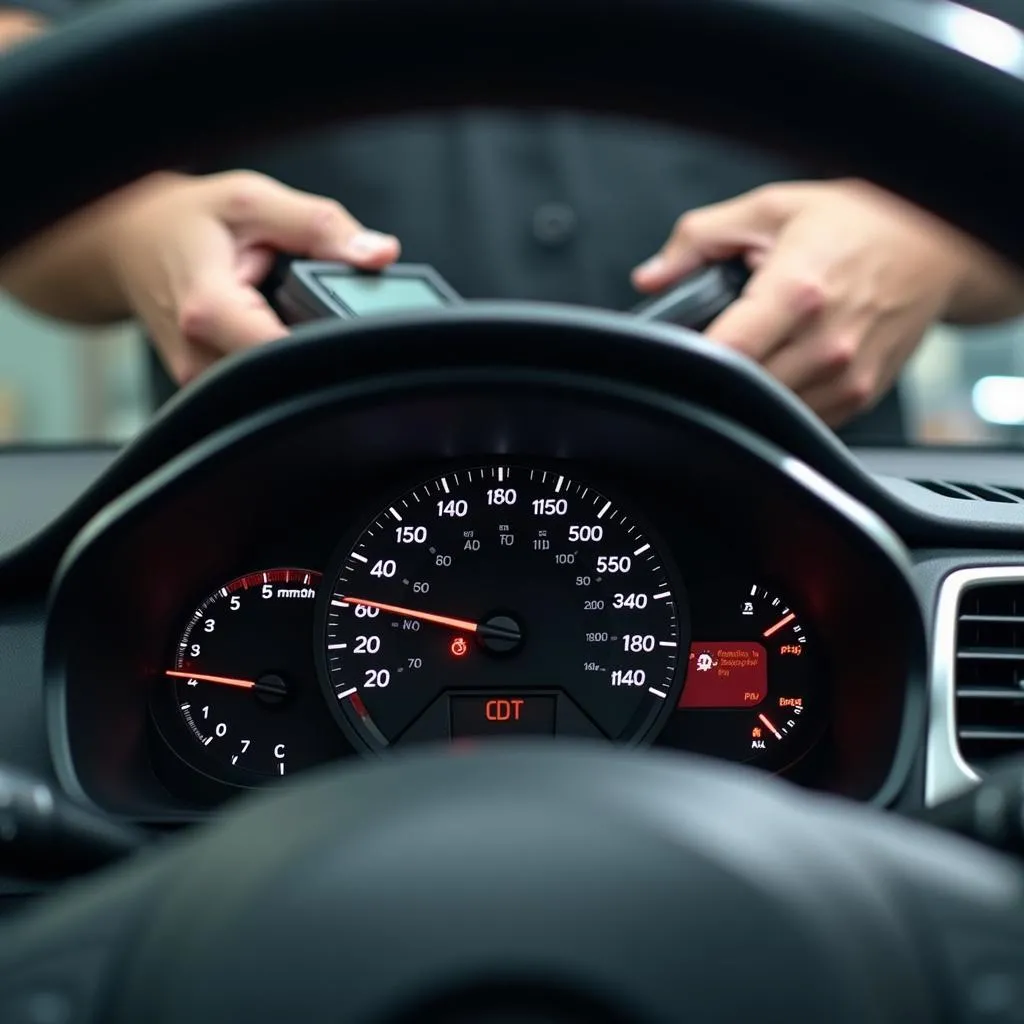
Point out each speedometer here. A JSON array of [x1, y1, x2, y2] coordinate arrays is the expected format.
[[319, 465, 687, 752]]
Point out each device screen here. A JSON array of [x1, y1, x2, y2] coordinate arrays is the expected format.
[[317, 273, 450, 314]]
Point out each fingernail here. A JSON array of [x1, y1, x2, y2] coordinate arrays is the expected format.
[[633, 256, 665, 281], [343, 230, 397, 260]]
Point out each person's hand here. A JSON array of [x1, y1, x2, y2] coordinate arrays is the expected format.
[[0, 8, 44, 52], [632, 179, 1024, 426], [103, 170, 400, 384]]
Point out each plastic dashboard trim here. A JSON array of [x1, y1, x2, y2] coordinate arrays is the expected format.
[[44, 367, 929, 817]]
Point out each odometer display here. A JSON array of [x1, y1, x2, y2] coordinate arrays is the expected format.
[[321, 465, 687, 752]]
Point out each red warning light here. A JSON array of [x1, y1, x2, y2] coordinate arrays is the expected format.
[[450, 636, 469, 657]]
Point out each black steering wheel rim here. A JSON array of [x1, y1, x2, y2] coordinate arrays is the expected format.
[[0, 0, 1022, 263]]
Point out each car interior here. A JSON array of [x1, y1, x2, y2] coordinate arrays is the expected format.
[[1, 0, 1024, 1020]]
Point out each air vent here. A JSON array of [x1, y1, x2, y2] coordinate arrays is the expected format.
[[915, 479, 1024, 503], [955, 582, 1024, 772]]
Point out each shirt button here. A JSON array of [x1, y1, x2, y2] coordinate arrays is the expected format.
[[532, 202, 577, 247]]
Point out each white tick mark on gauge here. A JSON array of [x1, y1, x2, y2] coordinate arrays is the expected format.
[[634, 543, 650, 556], [328, 643, 347, 650], [597, 500, 611, 518], [649, 688, 667, 698], [352, 552, 368, 563], [555, 475, 564, 492], [203, 737, 213, 746], [337, 688, 357, 699], [653, 591, 670, 600], [659, 641, 677, 648], [220, 587, 227, 597], [390, 506, 402, 521], [441, 477, 450, 494], [498, 467, 504, 482], [331, 600, 347, 608]]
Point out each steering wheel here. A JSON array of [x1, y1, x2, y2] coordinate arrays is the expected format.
[[1, 1, 1023, 1021]]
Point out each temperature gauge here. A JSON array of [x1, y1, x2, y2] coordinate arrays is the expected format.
[[666, 583, 822, 771]]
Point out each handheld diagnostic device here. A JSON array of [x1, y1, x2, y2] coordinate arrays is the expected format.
[[631, 258, 751, 331], [274, 262, 462, 325], [274, 259, 748, 332]]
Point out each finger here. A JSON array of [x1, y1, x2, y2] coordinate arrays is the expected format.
[[703, 263, 827, 364], [761, 328, 860, 394], [802, 382, 877, 428], [211, 171, 401, 269], [798, 326, 915, 428], [631, 184, 800, 292], [178, 279, 289, 356]]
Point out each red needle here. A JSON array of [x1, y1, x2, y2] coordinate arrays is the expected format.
[[342, 596, 479, 632], [763, 612, 796, 638], [165, 669, 255, 690]]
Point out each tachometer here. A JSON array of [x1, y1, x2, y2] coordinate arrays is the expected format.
[[153, 568, 343, 787], [320, 465, 687, 752]]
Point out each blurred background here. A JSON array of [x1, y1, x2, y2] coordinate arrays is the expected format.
[[2, 294, 1022, 448]]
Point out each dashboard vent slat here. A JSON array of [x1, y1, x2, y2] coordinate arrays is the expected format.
[[915, 479, 1024, 503], [954, 582, 1024, 772]]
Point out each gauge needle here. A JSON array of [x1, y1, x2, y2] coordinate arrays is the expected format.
[[758, 713, 783, 740], [165, 669, 255, 691], [342, 596, 520, 641], [762, 612, 796, 638]]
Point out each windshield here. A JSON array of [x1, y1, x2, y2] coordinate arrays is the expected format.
[[1, 0, 1022, 449]]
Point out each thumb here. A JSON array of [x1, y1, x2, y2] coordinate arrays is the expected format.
[[210, 171, 401, 269], [632, 184, 800, 293]]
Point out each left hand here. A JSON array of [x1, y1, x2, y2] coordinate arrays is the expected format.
[[632, 179, 1024, 426]]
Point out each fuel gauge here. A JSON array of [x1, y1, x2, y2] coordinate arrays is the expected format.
[[667, 583, 823, 771]]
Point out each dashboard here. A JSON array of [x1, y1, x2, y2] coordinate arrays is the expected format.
[[7, 307, 1022, 831], [33, 321, 925, 821]]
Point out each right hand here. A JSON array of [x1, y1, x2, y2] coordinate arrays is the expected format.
[[106, 170, 400, 384]]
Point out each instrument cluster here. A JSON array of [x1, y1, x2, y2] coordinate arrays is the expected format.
[[47, 372, 918, 820], [148, 460, 826, 803]]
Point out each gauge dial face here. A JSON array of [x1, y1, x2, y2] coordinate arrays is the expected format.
[[664, 581, 822, 770], [320, 465, 687, 752], [161, 568, 339, 782]]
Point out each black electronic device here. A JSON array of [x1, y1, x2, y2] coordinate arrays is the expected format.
[[632, 258, 751, 331], [275, 262, 462, 325]]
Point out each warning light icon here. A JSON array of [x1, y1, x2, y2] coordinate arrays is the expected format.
[[450, 636, 469, 657]]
